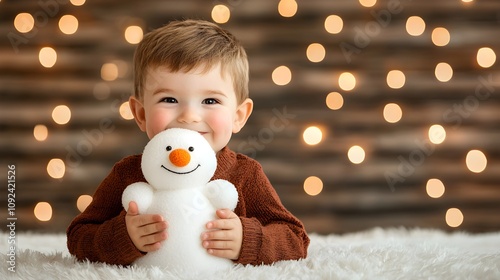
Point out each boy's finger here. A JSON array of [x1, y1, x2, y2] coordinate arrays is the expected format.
[[137, 214, 165, 227], [215, 209, 237, 219], [139, 220, 168, 236], [202, 229, 232, 241], [127, 201, 139, 216], [206, 218, 232, 230]]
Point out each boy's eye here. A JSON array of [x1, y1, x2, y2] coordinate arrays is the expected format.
[[202, 98, 219, 105], [160, 97, 177, 103]]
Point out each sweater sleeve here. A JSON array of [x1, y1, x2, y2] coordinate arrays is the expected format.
[[234, 162, 310, 265], [66, 156, 145, 265]]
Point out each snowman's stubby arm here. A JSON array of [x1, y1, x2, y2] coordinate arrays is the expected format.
[[204, 179, 238, 211], [122, 182, 154, 214]]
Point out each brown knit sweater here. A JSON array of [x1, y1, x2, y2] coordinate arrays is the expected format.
[[66, 146, 309, 266]]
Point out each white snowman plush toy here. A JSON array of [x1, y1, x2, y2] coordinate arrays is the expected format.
[[122, 128, 238, 272]]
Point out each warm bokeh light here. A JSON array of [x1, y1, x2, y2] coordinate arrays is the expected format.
[[426, 178, 445, 198], [52, 105, 71, 125], [34, 202, 53, 222], [101, 63, 119, 81], [338, 72, 356, 91], [446, 208, 464, 227], [406, 16, 425, 36], [272, 65, 292, 86], [477, 47, 496, 68], [428, 124, 446, 144], [212, 4, 231, 24], [386, 70, 405, 89], [435, 62, 453, 82], [119, 101, 134, 120], [324, 15, 343, 34], [39, 47, 57, 68], [303, 126, 323, 145], [326, 92, 344, 110], [348, 145, 366, 164], [383, 103, 402, 123], [466, 150, 487, 173], [70, 0, 86, 6], [33, 124, 48, 141], [47, 158, 66, 179], [14, 13, 34, 33], [278, 0, 298, 18], [359, 0, 377, 7], [93, 82, 111, 100], [124, 25, 143, 44], [59, 15, 78, 35], [77, 195, 93, 212], [431, 27, 450, 47], [306, 43, 326, 63], [303, 176, 323, 196], [461, 0, 473, 2]]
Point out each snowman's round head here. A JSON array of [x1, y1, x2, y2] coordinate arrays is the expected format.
[[141, 128, 217, 190]]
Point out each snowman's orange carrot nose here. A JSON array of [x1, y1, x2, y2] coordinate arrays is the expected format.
[[169, 149, 191, 167]]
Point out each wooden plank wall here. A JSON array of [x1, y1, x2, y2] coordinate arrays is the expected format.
[[1, 0, 499, 234]]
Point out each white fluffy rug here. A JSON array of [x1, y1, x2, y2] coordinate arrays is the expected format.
[[1, 228, 499, 279]]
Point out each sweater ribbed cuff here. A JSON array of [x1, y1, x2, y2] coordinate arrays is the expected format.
[[110, 210, 145, 265], [236, 217, 262, 265]]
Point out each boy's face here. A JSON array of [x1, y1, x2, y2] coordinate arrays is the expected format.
[[130, 63, 253, 153]]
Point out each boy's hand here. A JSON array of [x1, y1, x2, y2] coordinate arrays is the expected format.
[[125, 201, 168, 252], [201, 209, 242, 260]]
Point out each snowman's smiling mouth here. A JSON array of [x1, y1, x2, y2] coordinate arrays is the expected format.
[[161, 164, 201, 175]]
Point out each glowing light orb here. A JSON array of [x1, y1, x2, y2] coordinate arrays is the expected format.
[[406, 16, 425, 36], [59, 15, 78, 35], [466, 150, 487, 173], [446, 208, 464, 228], [387, 70, 406, 89], [303, 176, 323, 196], [303, 126, 323, 145], [477, 47, 496, 68], [39, 47, 57, 68], [34, 202, 53, 222], [212, 4, 230, 24], [348, 145, 366, 164], [324, 15, 343, 34], [272, 65, 292, 86], [326, 92, 344, 110], [14, 13, 34, 33], [426, 178, 445, 198], [125, 25, 143, 44], [47, 158, 65, 179], [278, 0, 298, 18], [77, 195, 93, 212], [34, 124, 48, 141], [383, 103, 402, 123], [338, 72, 356, 91], [428, 124, 446, 144], [306, 43, 326, 63], [52, 105, 71, 125]]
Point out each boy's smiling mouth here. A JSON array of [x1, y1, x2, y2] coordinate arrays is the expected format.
[[160, 164, 201, 175]]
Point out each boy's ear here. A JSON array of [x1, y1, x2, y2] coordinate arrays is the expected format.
[[129, 96, 147, 132], [233, 98, 253, 133]]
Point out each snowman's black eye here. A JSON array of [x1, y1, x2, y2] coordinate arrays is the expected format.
[[188, 147, 194, 152], [166, 146, 172, 151]]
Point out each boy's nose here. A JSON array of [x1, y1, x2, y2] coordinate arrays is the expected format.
[[177, 105, 202, 123], [169, 149, 191, 167]]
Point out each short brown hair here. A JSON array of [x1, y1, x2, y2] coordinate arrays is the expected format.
[[133, 19, 249, 104]]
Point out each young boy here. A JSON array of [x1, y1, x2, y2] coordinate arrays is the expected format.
[[67, 19, 309, 266]]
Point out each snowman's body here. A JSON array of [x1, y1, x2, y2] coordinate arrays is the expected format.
[[122, 128, 238, 272]]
